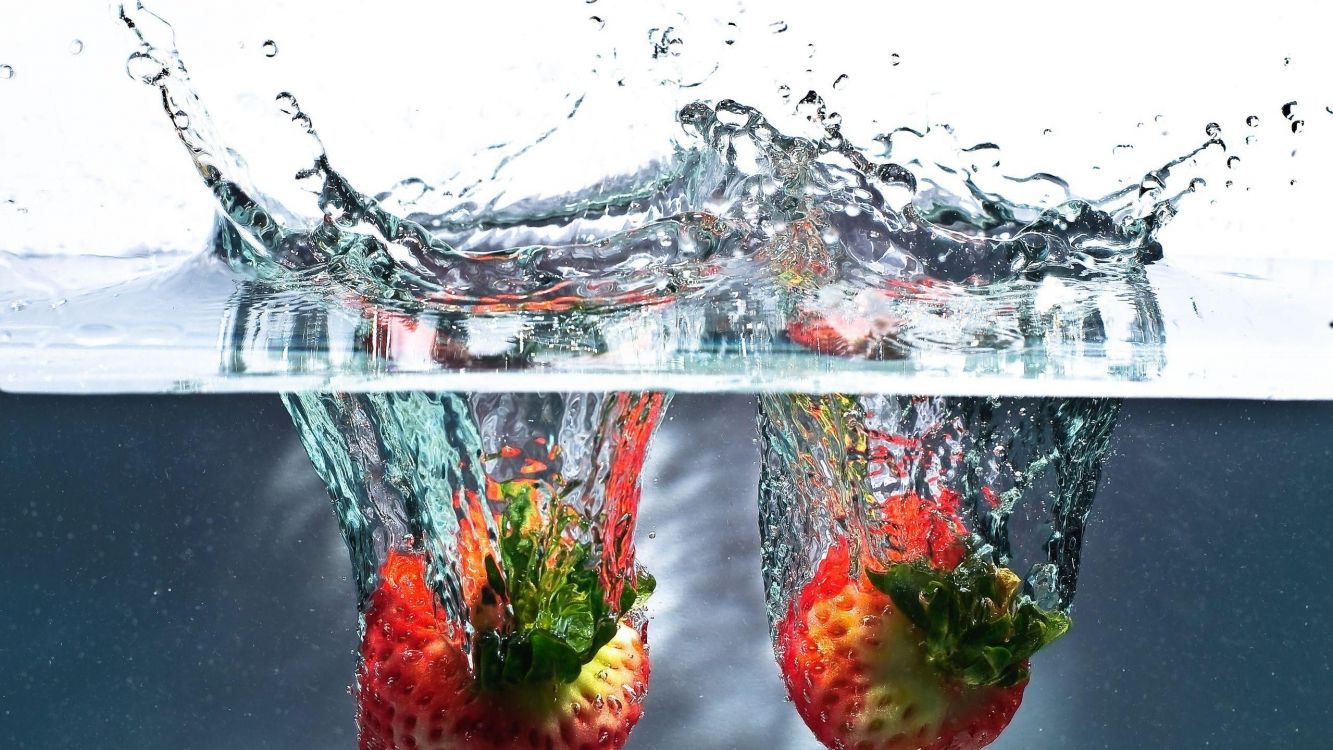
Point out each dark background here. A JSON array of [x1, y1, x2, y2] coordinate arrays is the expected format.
[[2, 394, 1330, 749]]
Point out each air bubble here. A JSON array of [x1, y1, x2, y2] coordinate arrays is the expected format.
[[1205, 122, 1220, 137], [1112, 144, 1133, 155], [890, 53, 901, 66], [1247, 115, 1260, 127], [777, 84, 790, 101], [172, 110, 189, 130], [1042, 128, 1053, 136], [590, 16, 604, 30], [1290, 120, 1304, 133], [69, 39, 84, 56], [1225, 180, 1233, 189], [832, 74, 849, 90], [276, 92, 300, 115], [770, 21, 788, 33], [1188, 178, 1206, 192], [1226, 156, 1240, 169], [1245, 135, 1257, 145], [0, 65, 12, 80], [1281, 101, 1297, 119], [262, 40, 278, 57], [647, 532, 657, 539], [125, 52, 166, 84]]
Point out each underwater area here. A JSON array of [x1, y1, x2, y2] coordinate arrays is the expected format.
[[3, 394, 1332, 749], [2, 1, 1333, 748]]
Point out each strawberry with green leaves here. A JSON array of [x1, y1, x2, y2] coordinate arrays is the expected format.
[[357, 483, 654, 750], [778, 536, 1069, 750]]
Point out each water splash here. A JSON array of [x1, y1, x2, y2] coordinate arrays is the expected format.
[[757, 394, 1122, 621], [115, 1, 1211, 333], [283, 391, 665, 616]]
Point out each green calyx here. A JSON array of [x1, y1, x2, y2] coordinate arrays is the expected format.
[[472, 481, 653, 691], [868, 559, 1070, 689]]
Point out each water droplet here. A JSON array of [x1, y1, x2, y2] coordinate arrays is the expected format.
[[1226, 156, 1240, 169], [1154, 114, 1164, 123], [890, 53, 901, 66], [832, 74, 849, 90], [770, 20, 788, 33], [276, 92, 300, 115], [1282, 101, 1298, 119], [725, 21, 738, 45], [647, 531, 657, 539], [1042, 128, 1053, 136], [1283, 56, 1291, 66], [797, 90, 825, 123], [1291, 120, 1304, 133], [1247, 115, 1260, 127], [69, 39, 84, 56], [777, 84, 790, 100], [1290, 179, 1297, 186], [0, 65, 13, 80], [1245, 135, 1258, 145], [262, 40, 278, 57], [590, 15, 604, 30], [1112, 144, 1133, 155], [1205, 122, 1221, 137], [125, 51, 166, 84], [1225, 180, 1233, 189], [171, 110, 189, 129], [1189, 178, 1206, 192]]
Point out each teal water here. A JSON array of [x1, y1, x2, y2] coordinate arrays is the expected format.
[[2, 394, 1331, 748]]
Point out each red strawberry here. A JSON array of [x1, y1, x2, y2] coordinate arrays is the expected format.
[[357, 483, 653, 750], [778, 539, 1068, 750]]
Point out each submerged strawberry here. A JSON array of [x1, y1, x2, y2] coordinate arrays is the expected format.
[[778, 538, 1069, 750], [357, 485, 653, 750]]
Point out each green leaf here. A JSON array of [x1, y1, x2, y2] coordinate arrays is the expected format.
[[620, 568, 656, 613], [472, 478, 650, 691], [483, 553, 507, 598], [871, 558, 1071, 689]]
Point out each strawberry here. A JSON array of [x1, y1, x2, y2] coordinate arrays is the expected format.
[[778, 538, 1069, 750], [357, 483, 653, 750]]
